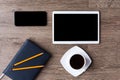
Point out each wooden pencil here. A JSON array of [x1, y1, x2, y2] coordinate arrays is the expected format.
[[14, 53, 43, 66], [12, 65, 44, 71]]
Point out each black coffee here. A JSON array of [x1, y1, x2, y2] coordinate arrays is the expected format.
[[70, 54, 84, 69]]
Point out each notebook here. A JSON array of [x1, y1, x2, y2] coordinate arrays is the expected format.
[[1, 39, 51, 80]]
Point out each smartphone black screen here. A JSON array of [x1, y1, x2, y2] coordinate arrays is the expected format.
[[15, 11, 47, 26]]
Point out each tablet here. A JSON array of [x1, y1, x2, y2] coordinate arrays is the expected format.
[[52, 11, 100, 44]]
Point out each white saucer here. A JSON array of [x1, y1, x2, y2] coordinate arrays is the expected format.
[[60, 46, 92, 77]]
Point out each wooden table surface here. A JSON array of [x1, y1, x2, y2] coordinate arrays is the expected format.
[[0, 0, 120, 80]]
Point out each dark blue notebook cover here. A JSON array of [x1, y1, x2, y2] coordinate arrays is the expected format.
[[3, 39, 51, 80]]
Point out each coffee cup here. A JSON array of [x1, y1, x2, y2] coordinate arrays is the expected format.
[[70, 54, 86, 70]]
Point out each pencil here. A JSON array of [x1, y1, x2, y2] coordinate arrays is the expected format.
[[14, 53, 43, 66], [12, 65, 44, 71]]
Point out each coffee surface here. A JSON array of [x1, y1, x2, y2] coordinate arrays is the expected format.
[[70, 54, 84, 69]]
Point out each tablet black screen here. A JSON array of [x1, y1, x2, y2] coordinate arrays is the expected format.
[[54, 14, 98, 41]]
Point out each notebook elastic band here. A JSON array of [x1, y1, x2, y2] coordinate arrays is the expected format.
[[0, 73, 5, 80]]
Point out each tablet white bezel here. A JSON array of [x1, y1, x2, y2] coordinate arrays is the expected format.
[[52, 11, 100, 44]]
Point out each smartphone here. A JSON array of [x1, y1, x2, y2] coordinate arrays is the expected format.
[[15, 11, 47, 26]]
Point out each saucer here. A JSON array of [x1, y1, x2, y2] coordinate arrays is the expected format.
[[60, 46, 92, 77]]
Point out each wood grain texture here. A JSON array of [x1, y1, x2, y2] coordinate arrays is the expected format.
[[0, 0, 120, 80], [89, 0, 120, 8]]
